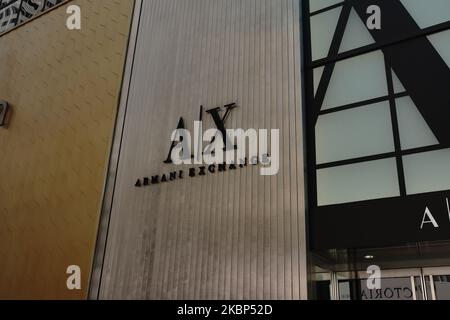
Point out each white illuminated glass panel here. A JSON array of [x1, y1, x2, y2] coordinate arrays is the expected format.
[[310, 0, 343, 13], [400, 0, 450, 29], [392, 70, 406, 94], [317, 158, 400, 206], [396, 96, 439, 150], [403, 149, 450, 195], [339, 8, 375, 54], [428, 30, 450, 69], [316, 102, 395, 164], [311, 6, 342, 61], [309, 0, 450, 207], [314, 67, 325, 96], [322, 51, 388, 109]]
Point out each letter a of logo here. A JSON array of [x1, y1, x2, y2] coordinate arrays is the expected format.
[[420, 207, 439, 230]]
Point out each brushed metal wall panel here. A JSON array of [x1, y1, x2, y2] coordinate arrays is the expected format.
[[99, 0, 308, 300]]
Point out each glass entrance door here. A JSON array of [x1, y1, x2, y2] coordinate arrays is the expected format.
[[311, 242, 450, 300], [423, 267, 450, 300], [333, 268, 450, 300], [337, 269, 425, 300]]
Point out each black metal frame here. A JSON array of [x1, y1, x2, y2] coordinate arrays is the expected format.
[[302, 0, 450, 250]]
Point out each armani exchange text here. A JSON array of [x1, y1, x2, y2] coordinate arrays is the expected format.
[[135, 157, 266, 187]]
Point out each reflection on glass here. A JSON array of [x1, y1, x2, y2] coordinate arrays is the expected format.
[[392, 70, 406, 94], [314, 67, 325, 96], [338, 281, 351, 300], [310, 0, 450, 207], [433, 276, 450, 300], [339, 277, 423, 300]]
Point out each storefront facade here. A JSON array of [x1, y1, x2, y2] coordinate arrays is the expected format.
[[0, 0, 449, 300]]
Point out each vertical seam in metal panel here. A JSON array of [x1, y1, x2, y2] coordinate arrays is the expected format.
[[230, 0, 241, 299], [185, 0, 204, 299], [88, 0, 144, 300], [161, 0, 180, 299], [299, 0, 313, 299], [172, 0, 193, 300], [143, 0, 165, 300], [165, 0, 183, 300]]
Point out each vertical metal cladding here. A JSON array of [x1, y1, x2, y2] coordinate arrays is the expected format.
[[0, 0, 134, 299], [98, 0, 308, 300]]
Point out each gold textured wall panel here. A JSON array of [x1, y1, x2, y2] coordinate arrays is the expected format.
[[0, 0, 134, 299]]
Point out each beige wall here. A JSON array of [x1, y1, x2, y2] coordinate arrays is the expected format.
[[0, 0, 134, 299], [98, 0, 308, 300]]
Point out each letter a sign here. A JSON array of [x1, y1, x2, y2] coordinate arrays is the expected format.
[[420, 207, 439, 230]]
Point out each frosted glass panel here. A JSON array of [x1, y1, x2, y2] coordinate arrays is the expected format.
[[392, 70, 406, 93], [396, 96, 439, 150], [322, 51, 388, 109], [311, 6, 342, 61], [316, 102, 395, 164], [339, 9, 375, 53], [314, 67, 325, 95], [428, 30, 450, 68], [403, 149, 450, 195], [317, 158, 400, 206], [310, 0, 343, 13], [400, 0, 450, 29]]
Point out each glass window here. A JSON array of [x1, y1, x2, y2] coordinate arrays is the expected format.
[[321, 51, 388, 109], [429, 275, 450, 300], [306, 0, 450, 250], [316, 101, 395, 164], [428, 30, 450, 69], [339, 8, 375, 54], [403, 149, 450, 195], [400, 0, 450, 29], [392, 70, 406, 94], [396, 96, 439, 151], [310, 6, 343, 61], [317, 158, 400, 206], [309, 0, 343, 14]]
